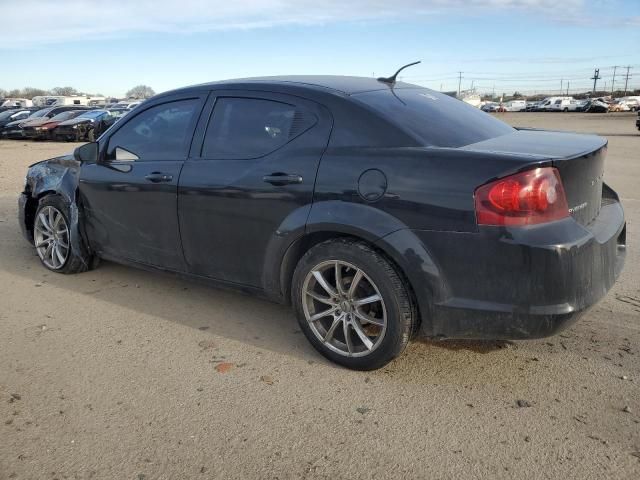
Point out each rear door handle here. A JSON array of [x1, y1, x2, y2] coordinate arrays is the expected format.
[[263, 173, 303, 186], [145, 172, 173, 183]]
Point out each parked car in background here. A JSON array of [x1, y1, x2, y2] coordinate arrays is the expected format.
[[636, 110, 640, 131], [112, 101, 143, 110], [481, 102, 499, 112], [503, 100, 527, 111], [54, 109, 127, 142], [618, 97, 639, 112], [525, 101, 541, 111], [583, 99, 610, 113], [18, 75, 625, 370], [548, 97, 575, 112], [609, 100, 631, 112], [0, 109, 38, 129], [1, 109, 50, 138], [1, 106, 88, 139], [22, 110, 85, 140]]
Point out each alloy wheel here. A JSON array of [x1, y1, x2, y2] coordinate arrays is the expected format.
[[302, 260, 387, 357], [34, 206, 70, 270]]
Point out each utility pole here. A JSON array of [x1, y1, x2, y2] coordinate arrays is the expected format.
[[457, 72, 463, 96], [611, 66, 618, 96], [591, 68, 601, 94], [623, 66, 632, 96], [567, 82, 570, 96], [560, 79, 563, 95]]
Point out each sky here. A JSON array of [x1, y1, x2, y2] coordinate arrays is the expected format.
[[1, 0, 639, 98]]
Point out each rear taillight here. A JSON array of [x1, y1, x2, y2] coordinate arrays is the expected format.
[[475, 167, 569, 226]]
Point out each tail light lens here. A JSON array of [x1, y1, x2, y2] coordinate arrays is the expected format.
[[475, 167, 569, 226]]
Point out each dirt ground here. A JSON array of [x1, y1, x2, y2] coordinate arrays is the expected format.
[[1, 113, 639, 480]]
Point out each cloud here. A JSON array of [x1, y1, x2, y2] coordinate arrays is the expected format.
[[0, 0, 634, 48]]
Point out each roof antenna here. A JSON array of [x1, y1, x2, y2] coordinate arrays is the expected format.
[[377, 61, 421, 84]]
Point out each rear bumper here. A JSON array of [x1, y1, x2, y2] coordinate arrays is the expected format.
[[410, 199, 626, 339]]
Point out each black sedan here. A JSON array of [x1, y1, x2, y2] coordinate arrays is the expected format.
[[54, 109, 128, 142], [18, 75, 626, 370], [0, 108, 37, 129]]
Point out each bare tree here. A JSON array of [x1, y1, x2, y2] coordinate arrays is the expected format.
[[22, 87, 50, 99], [126, 85, 156, 99], [51, 86, 79, 96], [0, 88, 7, 99]]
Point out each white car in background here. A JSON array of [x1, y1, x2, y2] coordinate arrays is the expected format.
[[503, 100, 527, 111], [548, 97, 575, 112]]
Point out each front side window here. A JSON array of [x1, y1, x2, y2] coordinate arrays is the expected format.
[[106, 99, 199, 161], [202, 97, 307, 159]]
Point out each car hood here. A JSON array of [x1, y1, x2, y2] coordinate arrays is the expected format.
[[58, 118, 92, 127], [22, 118, 51, 127], [4, 118, 29, 128]]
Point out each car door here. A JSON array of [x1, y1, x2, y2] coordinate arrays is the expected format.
[[79, 94, 206, 270], [178, 91, 332, 287]]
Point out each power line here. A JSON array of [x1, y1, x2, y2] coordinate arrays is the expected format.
[[591, 68, 601, 93], [623, 66, 633, 96]]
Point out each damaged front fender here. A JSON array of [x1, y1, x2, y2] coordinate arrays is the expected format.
[[19, 154, 90, 269]]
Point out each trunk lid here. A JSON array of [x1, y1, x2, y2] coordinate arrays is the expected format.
[[462, 129, 607, 226]]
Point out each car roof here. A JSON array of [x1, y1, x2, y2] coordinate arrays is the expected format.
[[178, 75, 419, 96]]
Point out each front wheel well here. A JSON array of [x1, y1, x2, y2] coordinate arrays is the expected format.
[[23, 190, 59, 238], [280, 231, 421, 334]]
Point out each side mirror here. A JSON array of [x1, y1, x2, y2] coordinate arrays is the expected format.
[[73, 142, 98, 164]]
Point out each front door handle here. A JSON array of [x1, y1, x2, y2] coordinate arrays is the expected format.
[[145, 172, 173, 183], [263, 172, 303, 186]]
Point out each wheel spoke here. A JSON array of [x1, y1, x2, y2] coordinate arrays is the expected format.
[[324, 314, 344, 342], [35, 238, 52, 248], [353, 294, 381, 307], [48, 208, 56, 232], [354, 310, 385, 327], [309, 306, 337, 323], [343, 321, 354, 355], [335, 262, 345, 295], [347, 269, 363, 299], [351, 318, 374, 350], [38, 212, 52, 233], [57, 238, 69, 249], [52, 211, 62, 230], [305, 290, 335, 306], [312, 270, 337, 298], [55, 245, 66, 265]]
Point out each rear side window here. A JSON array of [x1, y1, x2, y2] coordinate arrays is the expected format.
[[202, 97, 314, 159], [353, 89, 514, 148], [106, 99, 199, 161]]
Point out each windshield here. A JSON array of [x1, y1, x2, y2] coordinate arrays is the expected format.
[[0, 110, 20, 120], [50, 111, 82, 122], [29, 109, 50, 118], [353, 88, 514, 148], [78, 110, 107, 119]]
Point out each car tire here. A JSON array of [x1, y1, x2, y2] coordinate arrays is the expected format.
[[33, 195, 93, 274], [563, 108, 568, 112], [291, 238, 416, 370]]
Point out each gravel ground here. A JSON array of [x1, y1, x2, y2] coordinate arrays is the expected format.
[[1, 113, 639, 480]]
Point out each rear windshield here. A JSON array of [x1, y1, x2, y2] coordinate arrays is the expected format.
[[78, 110, 107, 119], [353, 88, 514, 148]]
